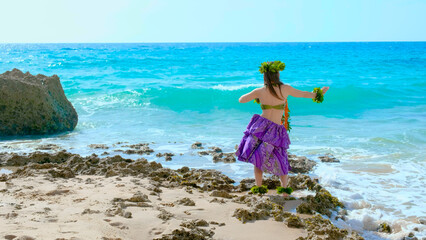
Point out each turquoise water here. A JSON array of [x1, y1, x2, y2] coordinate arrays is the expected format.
[[0, 42, 425, 239]]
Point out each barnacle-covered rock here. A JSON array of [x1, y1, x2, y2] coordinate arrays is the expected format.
[[128, 192, 150, 203], [232, 195, 259, 206], [297, 189, 344, 217], [0, 174, 9, 182], [180, 219, 209, 229], [286, 215, 305, 228], [191, 142, 204, 149], [270, 204, 292, 222], [179, 169, 235, 191], [212, 152, 223, 162], [209, 198, 226, 204], [7, 152, 165, 180], [195, 145, 235, 163], [233, 198, 288, 223], [210, 190, 235, 199], [222, 153, 236, 163], [177, 166, 190, 174], [48, 167, 75, 178], [154, 227, 213, 240], [157, 209, 174, 221], [3, 150, 75, 166], [297, 214, 364, 240], [176, 197, 196, 206], [262, 177, 281, 189], [319, 154, 340, 163], [288, 174, 321, 191], [149, 168, 178, 180], [377, 222, 392, 233], [288, 154, 316, 173], [156, 152, 175, 161], [236, 178, 256, 192], [209, 146, 222, 153], [232, 208, 269, 223]]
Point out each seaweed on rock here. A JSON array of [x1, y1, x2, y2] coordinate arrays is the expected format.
[[297, 215, 364, 240], [297, 189, 344, 217], [154, 228, 214, 240]]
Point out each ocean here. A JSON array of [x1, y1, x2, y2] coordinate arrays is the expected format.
[[0, 42, 425, 239]]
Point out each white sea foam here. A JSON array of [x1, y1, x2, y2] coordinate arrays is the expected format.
[[314, 159, 426, 239], [72, 89, 151, 115]]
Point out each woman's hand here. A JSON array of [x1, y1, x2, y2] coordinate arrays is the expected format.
[[322, 86, 330, 95]]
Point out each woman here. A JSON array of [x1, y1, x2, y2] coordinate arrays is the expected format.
[[236, 61, 329, 197]]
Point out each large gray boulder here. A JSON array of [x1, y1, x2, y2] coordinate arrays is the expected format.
[[0, 68, 78, 136]]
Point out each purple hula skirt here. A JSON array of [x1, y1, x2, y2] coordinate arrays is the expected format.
[[236, 114, 291, 176]]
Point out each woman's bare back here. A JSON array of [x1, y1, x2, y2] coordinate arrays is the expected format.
[[257, 85, 287, 124]]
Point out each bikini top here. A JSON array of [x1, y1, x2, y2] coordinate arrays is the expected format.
[[254, 97, 290, 131], [260, 103, 285, 110], [254, 98, 286, 110]]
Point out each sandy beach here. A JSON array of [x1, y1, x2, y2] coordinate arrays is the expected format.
[[0, 147, 367, 240], [1, 175, 306, 240]]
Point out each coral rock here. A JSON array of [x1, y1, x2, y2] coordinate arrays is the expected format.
[[176, 197, 196, 206], [210, 190, 235, 199], [297, 189, 344, 217], [191, 142, 203, 149], [319, 154, 340, 163], [128, 192, 150, 202], [288, 154, 316, 173], [286, 215, 305, 228], [377, 222, 392, 233]]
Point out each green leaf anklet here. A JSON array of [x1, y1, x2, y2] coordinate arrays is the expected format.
[[250, 185, 268, 195], [276, 186, 294, 195]]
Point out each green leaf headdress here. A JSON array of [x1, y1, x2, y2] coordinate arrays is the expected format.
[[259, 61, 286, 74]]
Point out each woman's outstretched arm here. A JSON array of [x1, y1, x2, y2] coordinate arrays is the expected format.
[[239, 88, 261, 103], [284, 85, 329, 98]]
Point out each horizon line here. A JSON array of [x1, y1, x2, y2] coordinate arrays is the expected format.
[[1, 40, 425, 44]]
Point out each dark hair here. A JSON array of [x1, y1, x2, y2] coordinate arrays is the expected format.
[[264, 71, 284, 100]]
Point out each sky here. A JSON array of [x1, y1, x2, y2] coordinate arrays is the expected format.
[[0, 0, 425, 43]]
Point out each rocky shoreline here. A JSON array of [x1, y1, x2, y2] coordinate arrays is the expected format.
[[0, 142, 417, 240], [0, 143, 372, 240]]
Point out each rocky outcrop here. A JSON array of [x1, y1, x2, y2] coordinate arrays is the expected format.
[[319, 154, 340, 163], [298, 214, 364, 240], [191, 142, 203, 149], [198, 146, 236, 163], [288, 154, 316, 173], [0, 69, 78, 136], [6, 151, 236, 192], [154, 228, 214, 240], [296, 189, 344, 217]]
